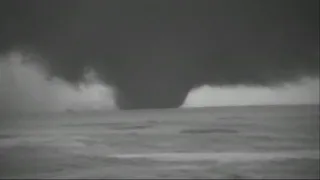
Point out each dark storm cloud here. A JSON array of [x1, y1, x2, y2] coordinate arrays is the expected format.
[[0, 0, 319, 109]]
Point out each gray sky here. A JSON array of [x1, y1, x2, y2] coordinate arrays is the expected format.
[[1, 52, 318, 113]]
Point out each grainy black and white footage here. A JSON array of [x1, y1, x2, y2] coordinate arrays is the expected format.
[[0, 0, 319, 179]]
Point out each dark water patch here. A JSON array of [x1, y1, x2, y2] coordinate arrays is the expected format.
[[180, 128, 239, 134], [0, 134, 16, 139], [218, 116, 245, 120], [224, 174, 248, 179], [64, 121, 156, 130], [64, 122, 122, 127], [109, 124, 154, 130], [245, 135, 278, 141], [102, 157, 159, 166]]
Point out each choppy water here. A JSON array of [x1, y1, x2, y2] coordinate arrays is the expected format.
[[0, 105, 319, 179]]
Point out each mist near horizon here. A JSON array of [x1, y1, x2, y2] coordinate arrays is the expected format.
[[0, 52, 318, 113]]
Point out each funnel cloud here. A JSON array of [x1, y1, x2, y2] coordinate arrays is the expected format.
[[0, 0, 319, 109]]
